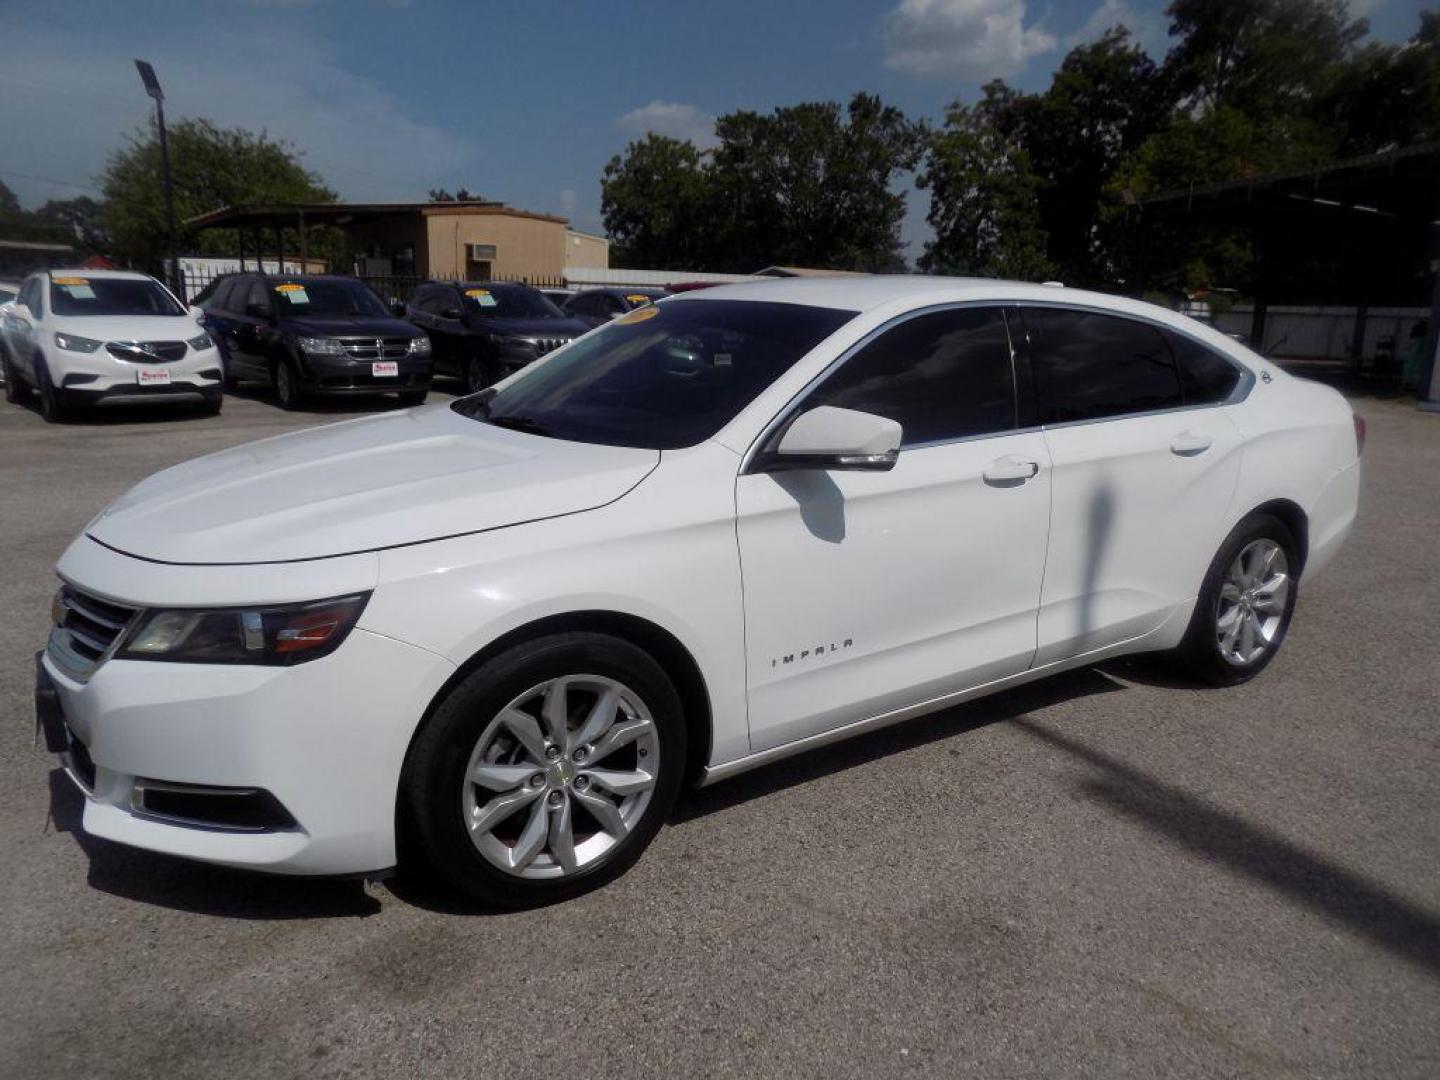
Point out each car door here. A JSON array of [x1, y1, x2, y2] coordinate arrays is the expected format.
[[735, 305, 1053, 752], [1015, 305, 1246, 665], [8, 276, 44, 380], [231, 277, 273, 378], [431, 287, 469, 374]]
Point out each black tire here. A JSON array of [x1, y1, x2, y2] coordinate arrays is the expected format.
[[273, 358, 305, 411], [198, 390, 223, 416], [464, 352, 500, 395], [1172, 512, 1300, 686], [401, 632, 687, 908], [2, 351, 29, 405], [35, 358, 71, 423], [398, 389, 428, 407]]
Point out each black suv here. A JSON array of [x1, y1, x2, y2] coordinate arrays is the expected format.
[[562, 287, 668, 329], [198, 273, 432, 409], [407, 281, 590, 393]]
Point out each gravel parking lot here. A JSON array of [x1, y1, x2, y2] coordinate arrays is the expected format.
[[1, 386, 1437, 1079]]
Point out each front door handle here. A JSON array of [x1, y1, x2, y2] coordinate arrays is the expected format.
[[1170, 431, 1214, 456], [983, 456, 1040, 483]]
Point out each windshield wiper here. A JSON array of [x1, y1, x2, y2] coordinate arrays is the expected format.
[[486, 412, 553, 437]]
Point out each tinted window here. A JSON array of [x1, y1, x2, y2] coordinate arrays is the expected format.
[[49, 276, 184, 317], [244, 279, 269, 314], [1166, 330, 1242, 405], [461, 284, 564, 320], [268, 279, 388, 317], [453, 299, 855, 450], [1023, 308, 1181, 423], [803, 307, 1016, 446]]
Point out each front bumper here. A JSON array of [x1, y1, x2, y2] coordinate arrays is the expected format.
[[296, 353, 433, 395], [41, 627, 456, 876], [53, 346, 222, 398]]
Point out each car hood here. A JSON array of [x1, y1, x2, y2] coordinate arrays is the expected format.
[[472, 316, 589, 338], [88, 405, 660, 564], [54, 314, 199, 343], [278, 314, 421, 338]]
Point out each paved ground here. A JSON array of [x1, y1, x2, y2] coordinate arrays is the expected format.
[[0, 384, 1437, 1080]]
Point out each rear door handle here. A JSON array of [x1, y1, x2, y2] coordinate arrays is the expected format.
[[1170, 431, 1213, 456], [983, 456, 1040, 483]]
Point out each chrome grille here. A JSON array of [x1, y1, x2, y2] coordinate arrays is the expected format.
[[106, 341, 188, 364], [527, 337, 572, 357], [47, 584, 138, 682], [340, 338, 411, 362]]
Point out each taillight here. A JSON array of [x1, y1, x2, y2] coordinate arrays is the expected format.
[[1353, 414, 1367, 456]]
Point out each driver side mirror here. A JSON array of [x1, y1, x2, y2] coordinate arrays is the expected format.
[[188, 304, 205, 322], [245, 302, 272, 321], [762, 406, 902, 473]]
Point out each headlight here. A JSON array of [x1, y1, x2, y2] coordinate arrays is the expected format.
[[408, 336, 431, 356], [187, 331, 214, 351], [54, 332, 102, 353], [117, 594, 370, 666], [297, 337, 345, 356]]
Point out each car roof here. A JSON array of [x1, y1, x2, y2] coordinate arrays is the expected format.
[[43, 268, 156, 282], [668, 274, 1154, 316]]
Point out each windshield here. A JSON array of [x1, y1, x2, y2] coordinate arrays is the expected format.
[[452, 299, 856, 449], [49, 276, 184, 317], [271, 280, 389, 318], [462, 285, 565, 320]]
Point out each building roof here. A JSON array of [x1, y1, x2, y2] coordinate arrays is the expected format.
[[184, 200, 567, 231]]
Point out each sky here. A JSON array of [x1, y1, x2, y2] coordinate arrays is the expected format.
[[0, 0, 1427, 265]]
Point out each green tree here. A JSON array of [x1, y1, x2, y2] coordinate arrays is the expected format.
[[709, 93, 924, 272], [0, 178, 21, 218], [35, 196, 110, 254], [600, 134, 716, 268], [1020, 28, 1172, 285], [101, 117, 336, 271], [1320, 10, 1440, 155], [918, 82, 1053, 280]]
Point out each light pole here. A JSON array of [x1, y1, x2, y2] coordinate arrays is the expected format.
[[133, 60, 180, 300]]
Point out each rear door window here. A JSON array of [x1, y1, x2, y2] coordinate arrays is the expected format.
[[1165, 330, 1243, 405], [803, 306, 1017, 446], [1022, 307, 1182, 423]]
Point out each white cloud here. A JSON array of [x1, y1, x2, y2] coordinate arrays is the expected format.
[[883, 0, 1058, 80], [0, 23, 481, 210], [615, 101, 718, 149], [1065, 0, 1170, 58]]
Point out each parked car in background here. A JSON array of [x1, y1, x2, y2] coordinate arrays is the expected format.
[[539, 287, 575, 306], [200, 273, 431, 409], [562, 287, 668, 328], [37, 277, 1361, 906], [0, 280, 19, 306], [407, 280, 589, 394], [1, 269, 222, 422]]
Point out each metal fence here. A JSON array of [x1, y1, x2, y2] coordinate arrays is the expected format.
[[1212, 305, 1429, 377]]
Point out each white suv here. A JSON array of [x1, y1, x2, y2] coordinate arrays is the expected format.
[[1, 269, 221, 421], [37, 277, 1361, 905]]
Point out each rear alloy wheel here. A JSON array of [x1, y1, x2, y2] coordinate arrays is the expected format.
[[402, 633, 685, 907], [273, 360, 304, 411], [2, 351, 29, 404], [464, 354, 498, 395], [1174, 513, 1298, 685]]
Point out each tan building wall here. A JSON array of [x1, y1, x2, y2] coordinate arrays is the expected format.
[[564, 229, 610, 269], [423, 207, 568, 281]]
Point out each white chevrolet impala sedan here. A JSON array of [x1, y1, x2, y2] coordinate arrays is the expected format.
[[37, 277, 1361, 905]]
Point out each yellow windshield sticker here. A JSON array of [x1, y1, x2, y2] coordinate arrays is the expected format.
[[274, 283, 305, 292], [616, 305, 660, 325], [465, 289, 490, 297], [625, 294, 653, 304], [52, 276, 88, 286]]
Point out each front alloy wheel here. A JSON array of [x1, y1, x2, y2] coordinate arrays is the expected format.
[[463, 676, 659, 879], [402, 632, 685, 907]]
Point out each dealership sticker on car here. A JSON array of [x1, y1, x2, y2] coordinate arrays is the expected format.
[[137, 369, 171, 386], [372, 361, 398, 377], [53, 276, 95, 299], [274, 284, 310, 304], [466, 289, 497, 308], [616, 306, 660, 325]]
